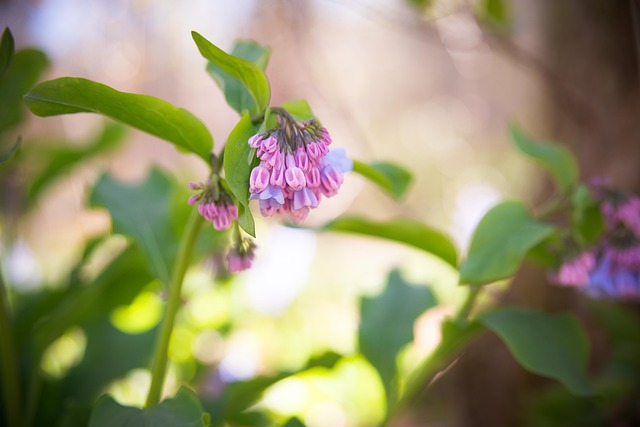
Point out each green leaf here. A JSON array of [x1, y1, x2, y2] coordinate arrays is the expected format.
[[24, 77, 213, 162], [0, 48, 48, 134], [283, 418, 306, 427], [478, 0, 510, 30], [279, 100, 316, 121], [206, 40, 271, 116], [359, 270, 437, 409], [0, 135, 20, 166], [510, 123, 578, 194], [571, 185, 604, 246], [459, 201, 555, 285], [480, 307, 594, 396], [353, 160, 412, 199], [203, 351, 342, 425], [407, 0, 432, 10], [0, 27, 15, 78], [89, 169, 179, 285], [25, 123, 126, 206], [193, 32, 270, 114], [223, 113, 258, 236], [321, 216, 457, 268], [89, 388, 208, 427]]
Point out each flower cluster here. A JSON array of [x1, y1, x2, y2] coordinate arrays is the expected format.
[[188, 180, 238, 231], [550, 188, 640, 301], [226, 236, 256, 273], [248, 108, 352, 223]]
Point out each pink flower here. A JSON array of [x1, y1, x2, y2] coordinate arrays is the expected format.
[[189, 180, 239, 232], [226, 237, 256, 272], [250, 165, 270, 193]]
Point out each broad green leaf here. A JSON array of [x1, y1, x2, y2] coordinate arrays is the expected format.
[[283, 418, 306, 427], [24, 77, 213, 162], [25, 123, 126, 206], [478, 0, 510, 30], [353, 160, 412, 199], [279, 100, 316, 121], [203, 351, 342, 426], [0, 48, 48, 133], [0, 136, 20, 166], [322, 216, 458, 268], [510, 123, 578, 194], [89, 169, 179, 285], [193, 31, 270, 114], [0, 27, 15, 77], [89, 388, 208, 427], [359, 270, 436, 409], [206, 40, 271, 116], [223, 113, 258, 236], [480, 307, 594, 396], [571, 185, 604, 246], [459, 201, 554, 285]]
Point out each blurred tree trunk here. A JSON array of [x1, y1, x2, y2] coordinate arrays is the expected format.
[[405, 1, 640, 426]]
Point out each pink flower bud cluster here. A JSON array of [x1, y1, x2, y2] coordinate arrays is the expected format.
[[188, 181, 238, 231], [226, 237, 256, 273], [550, 189, 640, 301], [247, 119, 352, 223]]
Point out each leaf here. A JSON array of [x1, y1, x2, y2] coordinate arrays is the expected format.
[[478, 0, 510, 30], [223, 113, 258, 236], [89, 169, 179, 285], [571, 185, 604, 246], [321, 216, 458, 268], [283, 418, 306, 427], [0, 48, 48, 134], [279, 100, 316, 121], [459, 201, 555, 285], [407, 0, 432, 10], [203, 351, 342, 425], [480, 307, 594, 396], [0, 136, 20, 166], [193, 32, 270, 114], [359, 270, 437, 408], [24, 77, 213, 162], [206, 40, 271, 116], [25, 123, 126, 205], [0, 27, 15, 78], [353, 160, 412, 199], [89, 388, 208, 427], [510, 123, 578, 194]]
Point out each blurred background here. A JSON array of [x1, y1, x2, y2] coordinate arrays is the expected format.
[[1, 0, 639, 426]]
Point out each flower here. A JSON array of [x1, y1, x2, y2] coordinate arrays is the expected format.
[[226, 237, 256, 272], [247, 108, 350, 223], [189, 180, 238, 231], [550, 188, 640, 301]]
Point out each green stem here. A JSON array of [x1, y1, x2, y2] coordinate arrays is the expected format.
[[387, 285, 483, 424], [0, 263, 22, 427], [145, 209, 203, 408]]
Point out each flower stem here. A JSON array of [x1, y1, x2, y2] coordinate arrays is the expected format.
[[0, 263, 22, 427], [145, 209, 203, 408]]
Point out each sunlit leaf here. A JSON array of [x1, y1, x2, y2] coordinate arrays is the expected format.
[[89, 169, 179, 285], [0, 48, 48, 133], [459, 201, 554, 285], [478, 0, 510, 30], [353, 160, 412, 199], [24, 77, 213, 162], [359, 270, 437, 409], [0, 27, 15, 78], [322, 216, 457, 268], [480, 307, 594, 396], [510, 123, 578, 194], [571, 184, 604, 246], [89, 388, 208, 427], [223, 112, 258, 236], [279, 100, 316, 121], [206, 39, 271, 116], [25, 123, 126, 206], [193, 31, 270, 114]]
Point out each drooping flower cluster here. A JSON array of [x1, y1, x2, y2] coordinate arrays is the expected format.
[[226, 236, 256, 273], [188, 180, 238, 231], [550, 187, 640, 301], [248, 108, 352, 223]]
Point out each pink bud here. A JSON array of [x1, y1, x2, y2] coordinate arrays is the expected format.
[[306, 143, 321, 161], [270, 166, 285, 187], [320, 164, 343, 197], [227, 204, 239, 220], [261, 136, 278, 153], [305, 167, 321, 188], [285, 166, 306, 191], [248, 134, 263, 148], [188, 194, 200, 206], [295, 148, 310, 171], [213, 209, 231, 231], [250, 165, 270, 193]]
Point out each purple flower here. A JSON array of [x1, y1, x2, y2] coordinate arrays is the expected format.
[[188, 180, 239, 231]]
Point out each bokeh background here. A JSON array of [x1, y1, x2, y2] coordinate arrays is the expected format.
[[2, 0, 638, 426]]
